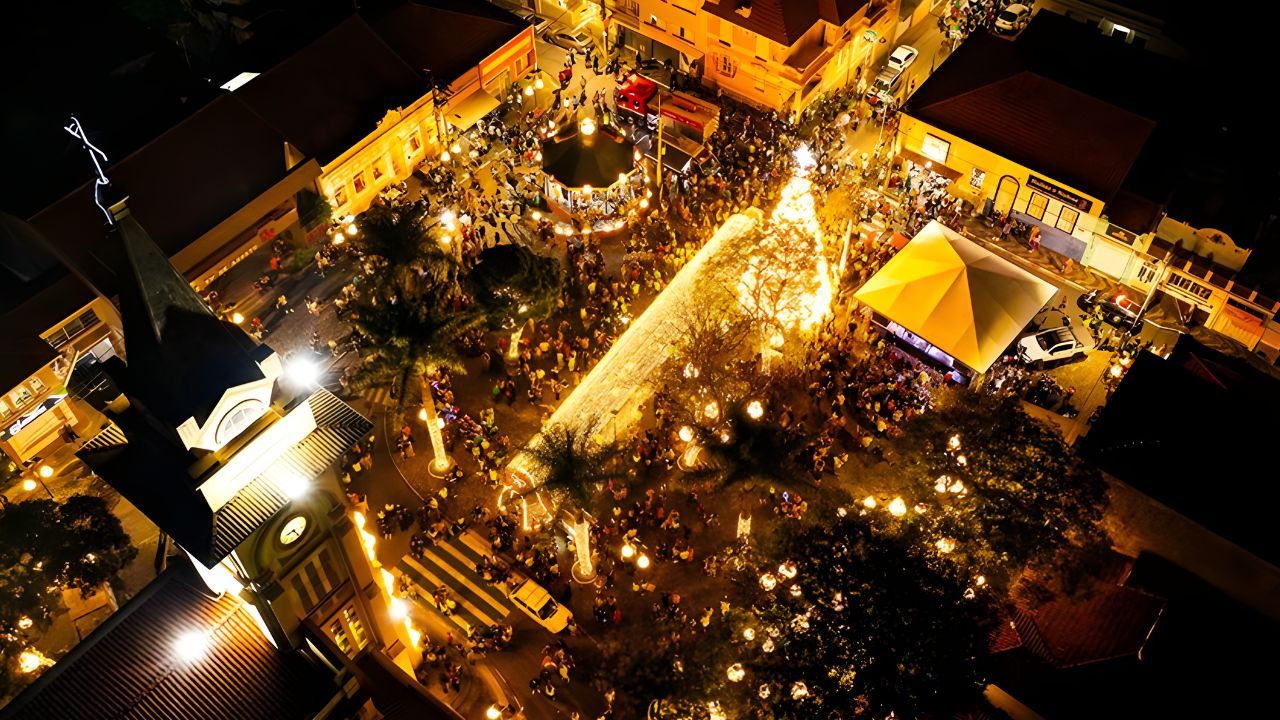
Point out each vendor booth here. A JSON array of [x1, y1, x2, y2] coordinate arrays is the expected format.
[[854, 220, 1057, 376]]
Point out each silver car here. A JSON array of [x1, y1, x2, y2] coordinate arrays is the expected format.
[[543, 28, 594, 53]]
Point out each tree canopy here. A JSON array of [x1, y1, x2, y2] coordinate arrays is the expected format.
[[0, 495, 136, 693], [467, 244, 563, 331], [519, 424, 621, 510]]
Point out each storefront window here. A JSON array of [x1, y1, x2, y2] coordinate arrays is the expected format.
[[9, 387, 33, 409], [1027, 192, 1048, 220], [352, 172, 366, 193], [1056, 207, 1079, 234]]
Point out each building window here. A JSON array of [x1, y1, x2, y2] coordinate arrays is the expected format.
[[678, 26, 686, 39], [329, 620, 351, 655], [332, 186, 348, 207], [1167, 273, 1213, 301], [716, 54, 736, 77], [921, 134, 950, 164], [28, 377, 46, 394], [1136, 262, 1158, 284], [352, 172, 367, 193], [1056, 207, 1079, 234], [9, 386, 33, 409], [371, 163, 383, 181], [969, 167, 986, 191], [1027, 192, 1048, 220], [0, 399, 10, 420], [215, 399, 264, 446], [515, 55, 528, 75], [44, 308, 100, 350], [342, 605, 368, 650]]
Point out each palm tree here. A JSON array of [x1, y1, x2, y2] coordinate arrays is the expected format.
[[348, 293, 481, 473], [357, 203, 459, 296], [517, 424, 622, 580]]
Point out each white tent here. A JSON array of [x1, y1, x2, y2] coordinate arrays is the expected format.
[[854, 221, 1057, 373]]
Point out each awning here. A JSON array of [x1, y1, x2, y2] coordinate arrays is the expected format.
[[445, 89, 501, 131], [898, 148, 962, 182]]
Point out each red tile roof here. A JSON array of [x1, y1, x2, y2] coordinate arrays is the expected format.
[[993, 557, 1165, 668], [905, 32, 1156, 202], [703, 0, 865, 47]]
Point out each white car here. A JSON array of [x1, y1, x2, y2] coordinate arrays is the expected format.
[[994, 4, 1031, 35], [508, 578, 573, 633], [1017, 324, 1094, 367], [887, 45, 919, 71], [543, 29, 594, 53]]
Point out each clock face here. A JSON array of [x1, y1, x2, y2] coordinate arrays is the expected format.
[[215, 399, 265, 445], [279, 515, 308, 545]]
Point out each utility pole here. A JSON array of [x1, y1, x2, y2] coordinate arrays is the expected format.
[[655, 89, 664, 206]]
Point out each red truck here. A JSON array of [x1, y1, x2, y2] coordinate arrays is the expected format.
[[615, 72, 719, 140]]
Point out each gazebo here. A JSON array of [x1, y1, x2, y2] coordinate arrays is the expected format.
[[541, 118, 641, 226], [854, 220, 1057, 375]]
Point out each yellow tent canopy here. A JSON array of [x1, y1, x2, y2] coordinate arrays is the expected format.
[[854, 220, 1057, 373]]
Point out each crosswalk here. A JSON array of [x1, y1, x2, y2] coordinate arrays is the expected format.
[[394, 532, 514, 637], [360, 386, 395, 409]]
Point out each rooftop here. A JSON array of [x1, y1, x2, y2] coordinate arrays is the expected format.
[[364, 0, 528, 83], [701, 0, 867, 47], [0, 558, 336, 720]]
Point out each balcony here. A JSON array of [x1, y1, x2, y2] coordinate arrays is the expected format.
[[780, 45, 834, 86]]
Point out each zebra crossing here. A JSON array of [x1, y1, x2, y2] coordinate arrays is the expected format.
[[394, 532, 515, 637], [360, 386, 395, 409]]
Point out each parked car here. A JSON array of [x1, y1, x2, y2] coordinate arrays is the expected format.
[[543, 28, 594, 53], [508, 578, 572, 633], [1017, 324, 1094, 367], [994, 3, 1031, 35], [887, 45, 919, 71], [1077, 289, 1145, 330], [865, 66, 903, 106], [511, 8, 553, 33]]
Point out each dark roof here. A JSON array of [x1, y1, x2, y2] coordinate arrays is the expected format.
[[233, 15, 427, 163], [905, 25, 1158, 202], [1079, 337, 1280, 565], [542, 129, 636, 189], [0, 272, 95, 390], [0, 558, 336, 720], [0, 3, 218, 219], [702, 0, 844, 47], [29, 93, 302, 295], [79, 390, 372, 567], [364, 0, 527, 82]]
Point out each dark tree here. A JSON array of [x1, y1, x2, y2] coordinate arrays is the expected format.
[[903, 390, 1112, 599], [518, 424, 621, 508], [467, 244, 563, 348], [728, 515, 995, 718]]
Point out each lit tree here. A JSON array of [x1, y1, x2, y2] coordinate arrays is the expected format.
[[0, 495, 136, 693], [735, 176, 833, 371], [902, 390, 1112, 600]]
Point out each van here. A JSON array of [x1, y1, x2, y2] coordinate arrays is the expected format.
[[509, 579, 572, 633], [866, 67, 903, 105]]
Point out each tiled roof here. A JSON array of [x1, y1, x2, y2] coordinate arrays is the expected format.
[[702, 0, 848, 47], [993, 556, 1165, 668], [233, 15, 427, 163], [905, 24, 1159, 202], [1, 560, 335, 720]]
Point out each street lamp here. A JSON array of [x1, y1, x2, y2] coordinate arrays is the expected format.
[[38, 465, 53, 479]]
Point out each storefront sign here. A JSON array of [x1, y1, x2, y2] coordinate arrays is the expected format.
[[1027, 175, 1092, 213], [1101, 222, 1138, 246], [2, 395, 65, 442], [921, 134, 950, 164]]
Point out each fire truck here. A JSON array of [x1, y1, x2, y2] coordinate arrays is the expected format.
[[615, 71, 720, 174]]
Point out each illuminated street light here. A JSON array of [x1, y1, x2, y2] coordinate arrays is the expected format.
[[389, 597, 409, 620], [743, 627, 756, 641], [580, 117, 596, 136], [524, 85, 535, 96], [727, 663, 745, 682], [531, 211, 542, 221], [678, 426, 693, 442], [231, 312, 245, 325], [38, 465, 53, 479], [346, 223, 358, 236], [948, 434, 961, 449], [936, 537, 957, 554], [441, 150, 452, 162], [534, 76, 545, 90], [636, 553, 651, 569], [759, 573, 777, 591], [862, 495, 877, 509], [888, 497, 907, 517], [450, 142, 462, 155], [621, 543, 635, 560], [778, 561, 797, 579], [279, 473, 309, 500], [746, 400, 764, 419], [486, 706, 503, 720], [21, 479, 38, 492]]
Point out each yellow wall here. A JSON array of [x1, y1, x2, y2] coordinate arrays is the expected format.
[[319, 96, 439, 217], [897, 114, 1106, 242]]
